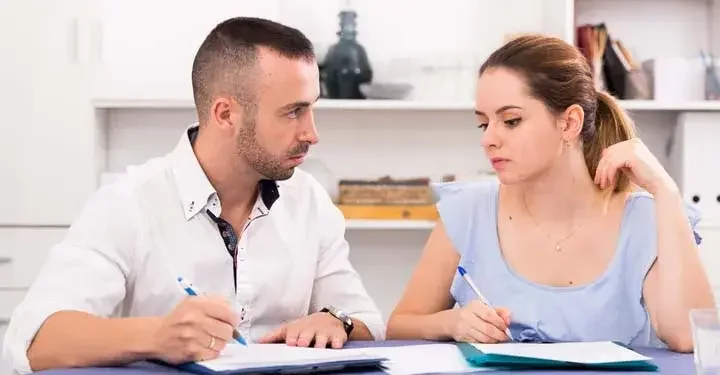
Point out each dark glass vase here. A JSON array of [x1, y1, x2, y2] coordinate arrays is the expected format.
[[321, 10, 372, 99]]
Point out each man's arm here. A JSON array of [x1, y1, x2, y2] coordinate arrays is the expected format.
[[308, 186, 385, 341], [1, 183, 147, 374]]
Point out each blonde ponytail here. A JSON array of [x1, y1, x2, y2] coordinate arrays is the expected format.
[[583, 90, 637, 193]]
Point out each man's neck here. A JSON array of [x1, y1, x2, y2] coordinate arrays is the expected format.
[[193, 130, 259, 211]]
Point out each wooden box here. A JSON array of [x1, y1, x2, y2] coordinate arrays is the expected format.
[[338, 177, 433, 205]]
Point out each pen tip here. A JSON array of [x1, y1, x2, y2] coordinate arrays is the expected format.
[[458, 266, 466, 276]]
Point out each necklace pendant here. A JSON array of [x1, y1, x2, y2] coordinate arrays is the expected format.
[[555, 244, 561, 251]]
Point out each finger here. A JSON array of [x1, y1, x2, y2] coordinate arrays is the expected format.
[[465, 326, 496, 343], [603, 156, 626, 189], [285, 325, 302, 346], [296, 327, 316, 347], [470, 303, 507, 331], [194, 348, 221, 363], [191, 331, 221, 357], [596, 155, 613, 189], [202, 316, 235, 343], [478, 319, 507, 342], [197, 298, 237, 326], [594, 149, 609, 185], [495, 307, 513, 326], [595, 154, 610, 187], [330, 333, 346, 349], [259, 326, 287, 344], [314, 333, 329, 348]]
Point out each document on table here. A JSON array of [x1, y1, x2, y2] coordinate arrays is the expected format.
[[195, 343, 384, 373], [362, 343, 492, 374], [471, 341, 652, 364]]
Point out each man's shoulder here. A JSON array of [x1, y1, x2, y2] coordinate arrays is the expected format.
[[96, 154, 176, 205]]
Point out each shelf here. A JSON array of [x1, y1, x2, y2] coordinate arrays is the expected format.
[[92, 98, 720, 112], [620, 100, 720, 111], [345, 219, 436, 230], [91, 98, 471, 111]]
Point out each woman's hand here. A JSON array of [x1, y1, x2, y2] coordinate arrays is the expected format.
[[442, 300, 512, 343], [594, 138, 677, 195]]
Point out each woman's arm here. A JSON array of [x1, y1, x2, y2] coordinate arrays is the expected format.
[[386, 222, 461, 340], [643, 187, 716, 352]]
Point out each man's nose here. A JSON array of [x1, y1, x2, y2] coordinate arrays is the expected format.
[[300, 112, 319, 145]]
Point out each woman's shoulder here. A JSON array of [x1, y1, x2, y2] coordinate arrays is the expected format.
[[432, 178, 500, 253], [624, 190, 701, 225], [622, 189, 703, 245], [432, 177, 499, 205]]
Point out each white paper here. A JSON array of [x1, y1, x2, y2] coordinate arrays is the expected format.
[[471, 341, 651, 364], [361, 344, 491, 374], [197, 343, 378, 372]]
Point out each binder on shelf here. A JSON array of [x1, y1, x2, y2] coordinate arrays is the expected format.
[[456, 341, 658, 371]]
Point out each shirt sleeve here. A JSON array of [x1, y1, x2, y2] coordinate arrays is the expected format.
[[307, 184, 386, 341], [1, 183, 139, 375]]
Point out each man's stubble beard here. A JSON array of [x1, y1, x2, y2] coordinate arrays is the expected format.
[[236, 116, 296, 181]]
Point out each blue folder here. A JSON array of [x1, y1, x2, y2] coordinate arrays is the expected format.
[[153, 352, 387, 374], [456, 342, 658, 372]]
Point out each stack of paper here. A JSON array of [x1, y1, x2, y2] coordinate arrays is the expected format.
[[461, 341, 657, 371], [175, 343, 386, 374], [362, 343, 486, 374]]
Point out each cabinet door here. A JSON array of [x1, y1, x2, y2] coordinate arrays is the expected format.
[[697, 224, 720, 302], [92, 0, 281, 102], [0, 0, 98, 226]]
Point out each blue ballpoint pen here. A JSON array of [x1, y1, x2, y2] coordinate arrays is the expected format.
[[177, 277, 248, 345], [457, 266, 514, 341]]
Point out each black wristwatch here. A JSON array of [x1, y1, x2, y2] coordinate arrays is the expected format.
[[321, 306, 354, 336]]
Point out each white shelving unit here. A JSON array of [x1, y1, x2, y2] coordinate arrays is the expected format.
[[345, 219, 436, 230], [2, 0, 720, 325], [94, 98, 720, 112]]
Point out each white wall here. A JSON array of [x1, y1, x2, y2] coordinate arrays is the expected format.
[[2, 0, 720, 329]]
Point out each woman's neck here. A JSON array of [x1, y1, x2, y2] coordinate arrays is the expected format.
[[505, 159, 609, 225]]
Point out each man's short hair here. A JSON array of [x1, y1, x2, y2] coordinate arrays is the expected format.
[[191, 17, 315, 122]]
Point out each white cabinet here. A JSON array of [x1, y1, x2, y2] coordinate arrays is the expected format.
[[697, 223, 720, 302], [91, 0, 573, 103], [0, 228, 67, 289], [0, 0, 99, 226], [92, 0, 281, 102]]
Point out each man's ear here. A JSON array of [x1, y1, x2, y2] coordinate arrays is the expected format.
[[210, 96, 235, 130], [560, 104, 584, 140]]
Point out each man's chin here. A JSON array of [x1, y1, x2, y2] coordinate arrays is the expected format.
[[263, 167, 295, 181]]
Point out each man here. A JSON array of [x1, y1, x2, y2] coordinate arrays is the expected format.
[[1, 17, 384, 374]]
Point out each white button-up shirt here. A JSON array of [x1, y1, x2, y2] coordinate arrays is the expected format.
[[1, 125, 384, 375]]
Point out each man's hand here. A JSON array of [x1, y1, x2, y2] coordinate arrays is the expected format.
[[258, 312, 347, 349], [151, 295, 238, 364]]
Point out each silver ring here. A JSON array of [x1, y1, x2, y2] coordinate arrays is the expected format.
[[209, 336, 216, 350]]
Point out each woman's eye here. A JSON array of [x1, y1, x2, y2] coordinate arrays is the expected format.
[[477, 123, 488, 130], [505, 118, 521, 127]]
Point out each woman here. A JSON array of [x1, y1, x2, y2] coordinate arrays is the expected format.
[[386, 35, 715, 352]]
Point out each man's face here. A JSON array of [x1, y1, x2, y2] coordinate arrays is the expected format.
[[236, 49, 320, 181]]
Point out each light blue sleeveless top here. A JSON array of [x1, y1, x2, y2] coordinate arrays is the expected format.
[[435, 179, 702, 348]]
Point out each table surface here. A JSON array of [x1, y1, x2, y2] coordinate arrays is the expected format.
[[31, 340, 695, 374]]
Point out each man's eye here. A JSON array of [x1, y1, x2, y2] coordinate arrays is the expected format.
[[288, 107, 306, 119]]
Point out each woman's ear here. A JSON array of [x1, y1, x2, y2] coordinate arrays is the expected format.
[[559, 104, 585, 140]]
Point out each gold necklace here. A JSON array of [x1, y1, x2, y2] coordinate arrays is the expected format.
[[521, 195, 587, 252]]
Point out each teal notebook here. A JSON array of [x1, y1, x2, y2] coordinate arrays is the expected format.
[[457, 341, 658, 371]]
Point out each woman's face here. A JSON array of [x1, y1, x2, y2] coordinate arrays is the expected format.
[[474, 67, 566, 185]]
